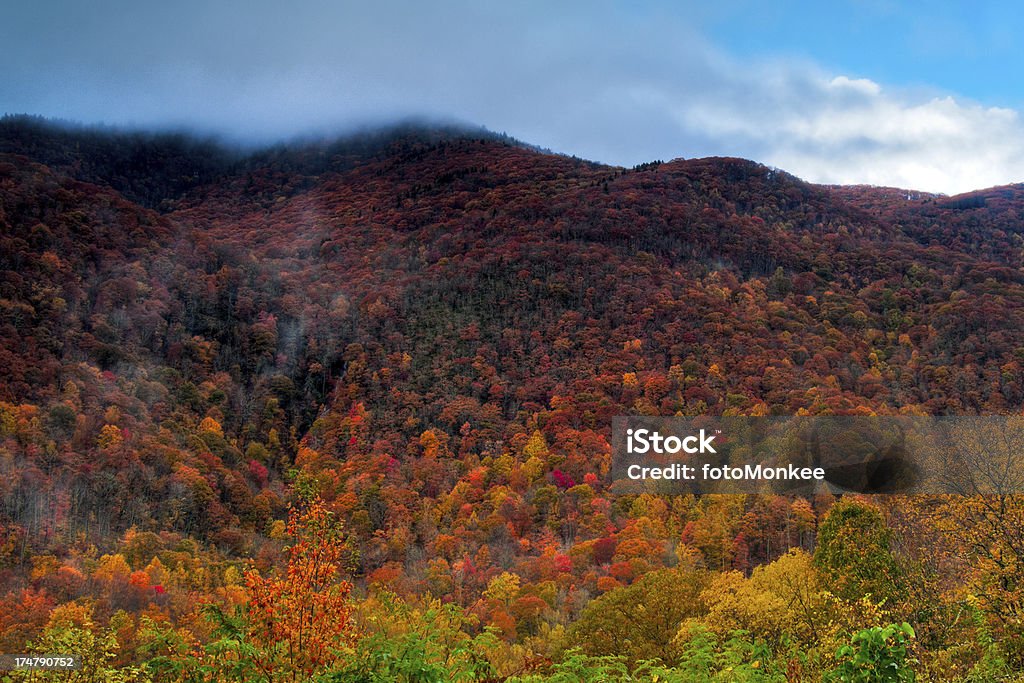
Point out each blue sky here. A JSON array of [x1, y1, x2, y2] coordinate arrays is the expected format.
[[2, 0, 1023, 193], [701, 1, 1023, 107]]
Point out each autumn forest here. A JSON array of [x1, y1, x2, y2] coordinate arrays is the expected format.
[[3, 115, 1024, 681]]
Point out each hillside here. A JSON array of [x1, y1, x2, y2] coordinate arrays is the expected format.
[[3, 117, 1024, 679]]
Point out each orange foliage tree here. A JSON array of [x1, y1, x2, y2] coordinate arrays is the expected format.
[[244, 497, 355, 680]]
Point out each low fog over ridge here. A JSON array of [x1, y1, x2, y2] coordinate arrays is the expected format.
[[4, 0, 1024, 194], [6, 113, 1022, 199]]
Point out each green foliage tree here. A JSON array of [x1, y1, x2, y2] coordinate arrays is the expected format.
[[674, 626, 786, 682], [325, 591, 498, 683], [567, 567, 710, 665], [11, 603, 149, 683], [828, 622, 917, 683], [814, 500, 901, 603]]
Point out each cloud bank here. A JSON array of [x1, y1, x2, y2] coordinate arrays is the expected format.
[[2, 0, 1023, 194], [676, 66, 1024, 194]]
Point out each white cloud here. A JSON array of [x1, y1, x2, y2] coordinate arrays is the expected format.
[[673, 64, 1024, 193], [828, 76, 882, 96]]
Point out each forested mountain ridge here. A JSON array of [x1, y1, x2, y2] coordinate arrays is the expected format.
[[3, 117, 1024, 680]]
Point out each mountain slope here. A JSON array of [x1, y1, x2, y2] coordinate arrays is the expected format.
[[3, 120, 1024, 648]]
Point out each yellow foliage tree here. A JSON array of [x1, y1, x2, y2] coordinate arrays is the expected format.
[[97, 424, 123, 451], [693, 548, 832, 647], [484, 572, 522, 607], [198, 416, 223, 438]]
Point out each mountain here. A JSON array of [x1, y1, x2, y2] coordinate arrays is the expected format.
[[3, 116, 1024, 673]]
